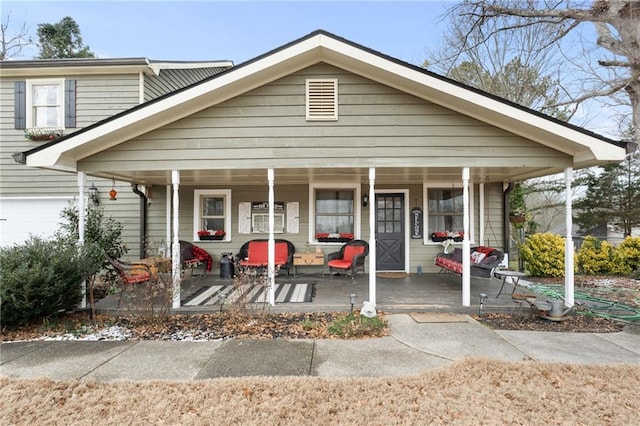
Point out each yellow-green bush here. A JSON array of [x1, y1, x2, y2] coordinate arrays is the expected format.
[[610, 236, 640, 276], [519, 232, 566, 277], [576, 236, 615, 275]]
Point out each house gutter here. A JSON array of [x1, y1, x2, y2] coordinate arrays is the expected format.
[[132, 184, 148, 259], [503, 183, 514, 263]]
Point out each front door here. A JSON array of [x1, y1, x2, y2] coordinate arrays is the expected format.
[[375, 193, 405, 271]]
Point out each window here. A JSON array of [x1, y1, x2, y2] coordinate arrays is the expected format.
[[309, 184, 360, 243], [252, 213, 285, 233], [27, 79, 64, 128], [424, 184, 474, 243], [306, 79, 338, 121], [193, 189, 231, 241], [14, 79, 76, 130]]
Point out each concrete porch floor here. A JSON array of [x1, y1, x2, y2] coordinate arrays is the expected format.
[[94, 270, 522, 315], [171, 271, 519, 314]]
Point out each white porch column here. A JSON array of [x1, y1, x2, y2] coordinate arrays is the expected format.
[[564, 167, 575, 307], [479, 182, 485, 246], [267, 169, 276, 306], [165, 185, 171, 256], [462, 168, 471, 307], [171, 170, 181, 309], [368, 168, 377, 307], [77, 172, 87, 309]]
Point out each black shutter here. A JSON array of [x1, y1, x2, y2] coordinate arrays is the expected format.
[[64, 80, 76, 128], [14, 81, 26, 129]]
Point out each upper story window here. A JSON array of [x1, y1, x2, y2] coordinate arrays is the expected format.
[[193, 189, 231, 242], [306, 79, 338, 121], [28, 79, 64, 128], [424, 184, 474, 243], [14, 79, 76, 132]]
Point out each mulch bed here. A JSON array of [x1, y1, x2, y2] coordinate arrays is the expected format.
[[473, 310, 626, 333]]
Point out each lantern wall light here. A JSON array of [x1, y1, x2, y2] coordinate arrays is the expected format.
[[88, 182, 100, 205]]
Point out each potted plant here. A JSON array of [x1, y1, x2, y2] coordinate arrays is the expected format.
[[509, 182, 527, 224], [198, 230, 225, 240]]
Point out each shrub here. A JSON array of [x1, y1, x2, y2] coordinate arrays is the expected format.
[[610, 236, 640, 276], [519, 232, 566, 277], [577, 236, 615, 275], [0, 236, 85, 326]]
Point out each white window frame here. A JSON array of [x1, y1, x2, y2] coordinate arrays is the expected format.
[[308, 183, 361, 244], [193, 189, 231, 241], [26, 78, 65, 129], [423, 183, 475, 245]]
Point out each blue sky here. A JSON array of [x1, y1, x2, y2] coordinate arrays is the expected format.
[[3, 1, 451, 65]]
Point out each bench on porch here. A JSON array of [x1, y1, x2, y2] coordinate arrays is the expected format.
[[434, 246, 504, 279], [236, 239, 295, 275]]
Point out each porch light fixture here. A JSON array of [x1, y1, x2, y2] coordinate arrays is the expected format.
[[362, 194, 369, 208], [88, 183, 99, 205], [349, 293, 357, 313], [109, 178, 117, 201]]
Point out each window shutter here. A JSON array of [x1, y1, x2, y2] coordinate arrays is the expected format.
[[306, 79, 338, 121], [14, 81, 26, 129], [64, 80, 76, 128], [238, 202, 251, 234]]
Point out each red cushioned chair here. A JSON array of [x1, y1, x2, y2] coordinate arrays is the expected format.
[[327, 239, 369, 279]]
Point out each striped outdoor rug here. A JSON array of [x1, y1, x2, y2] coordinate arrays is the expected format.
[[182, 282, 315, 306]]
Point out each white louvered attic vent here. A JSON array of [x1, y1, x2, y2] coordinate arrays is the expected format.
[[306, 79, 338, 121]]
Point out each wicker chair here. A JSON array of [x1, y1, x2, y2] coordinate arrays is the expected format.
[[327, 239, 369, 279]]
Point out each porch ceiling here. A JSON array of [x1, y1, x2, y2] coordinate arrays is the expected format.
[[87, 165, 548, 186]]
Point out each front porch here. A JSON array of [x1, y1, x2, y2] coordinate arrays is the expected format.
[[97, 271, 521, 315]]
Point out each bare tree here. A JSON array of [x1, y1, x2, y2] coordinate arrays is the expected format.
[[446, 0, 639, 145], [0, 11, 33, 60]]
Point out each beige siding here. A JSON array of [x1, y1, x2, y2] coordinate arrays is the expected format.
[[142, 182, 506, 274], [0, 75, 139, 197], [82, 63, 571, 172], [1, 73, 142, 252]]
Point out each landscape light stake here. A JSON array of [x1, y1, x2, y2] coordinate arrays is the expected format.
[[478, 293, 487, 315], [349, 293, 357, 314]]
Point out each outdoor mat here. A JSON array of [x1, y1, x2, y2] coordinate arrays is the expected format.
[[182, 283, 315, 306], [409, 313, 470, 323], [377, 272, 410, 279]]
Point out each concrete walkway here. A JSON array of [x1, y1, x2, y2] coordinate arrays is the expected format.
[[1, 314, 639, 382]]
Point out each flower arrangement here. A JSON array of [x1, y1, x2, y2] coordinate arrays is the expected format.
[[24, 127, 64, 141], [431, 231, 464, 242], [316, 232, 354, 242], [198, 230, 225, 240]]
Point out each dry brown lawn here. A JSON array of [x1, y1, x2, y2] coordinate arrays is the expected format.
[[2, 358, 638, 425]]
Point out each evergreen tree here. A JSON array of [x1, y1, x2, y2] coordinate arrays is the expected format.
[[36, 16, 94, 59], [574, 128, 640, 237]]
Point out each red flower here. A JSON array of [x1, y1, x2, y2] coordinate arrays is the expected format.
[[197, 230, 211, 236], [213, 230, 226, 236]]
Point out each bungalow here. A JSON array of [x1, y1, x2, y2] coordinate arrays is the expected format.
[[14, 30, 628, 309]]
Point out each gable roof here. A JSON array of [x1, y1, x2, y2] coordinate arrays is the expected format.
[[23, 29, 626, 175]]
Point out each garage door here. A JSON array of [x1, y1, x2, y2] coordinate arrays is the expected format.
[[0, 198, 72, 247]]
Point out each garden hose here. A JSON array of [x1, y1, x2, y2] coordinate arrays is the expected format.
[[525, 283, 640, 323]]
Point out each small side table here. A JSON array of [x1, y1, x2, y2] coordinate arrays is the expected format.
[[293, 252, 325, 278], [494, 270, 527, 298]]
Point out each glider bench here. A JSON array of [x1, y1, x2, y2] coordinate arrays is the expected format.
[[434, 246, 504, 279]]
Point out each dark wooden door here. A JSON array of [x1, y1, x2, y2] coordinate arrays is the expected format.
[[375, 193, 405, 271]]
